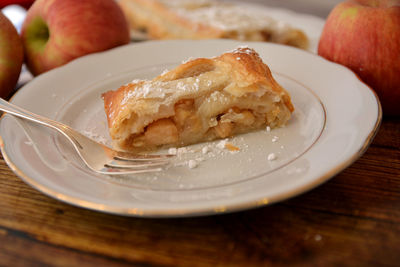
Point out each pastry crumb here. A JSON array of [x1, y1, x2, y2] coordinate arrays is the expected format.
[[188, 159, 198, 169], [216, 139, 227, 149], [168, 147, 177, 155], [24, 141, 33, 146], [202, 146, 210, 154], [177, 147, 189, 154], [267, 153, 277, 161]]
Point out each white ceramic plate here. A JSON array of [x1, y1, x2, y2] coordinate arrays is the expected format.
[[0, 40, 381, 217], [129, 2, 325, 53]]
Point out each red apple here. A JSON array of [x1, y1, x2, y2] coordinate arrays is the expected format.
[[21, 0, 130, 76], [0, 12, 24, 98], [318, 0, 400, 116]]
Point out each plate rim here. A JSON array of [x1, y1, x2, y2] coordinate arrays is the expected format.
[[0, 39, 382, 218]]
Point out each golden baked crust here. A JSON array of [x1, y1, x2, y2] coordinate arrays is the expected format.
[[102, 47, 294, 151], [119, 0, 309, 49]]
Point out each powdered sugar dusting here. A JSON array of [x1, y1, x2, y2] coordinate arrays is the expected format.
[[101, 120, 299, 193], [121, 77, 203, 105], [165, 136, 250, 170], [230, 45, 254, 55], [267, 153, 277, 161], [170, 2, 289, 34], [182, 57, 195, 64], [81, 130, 108, 145], [188, 160, 198, 169], [163, 122, 286, 171], [160, 69, 169, 76]]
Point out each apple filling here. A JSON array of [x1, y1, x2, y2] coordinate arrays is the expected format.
[[123, 96, 283, 150]]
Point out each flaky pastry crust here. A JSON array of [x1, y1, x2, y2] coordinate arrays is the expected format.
[[102, 47, 294, 151]]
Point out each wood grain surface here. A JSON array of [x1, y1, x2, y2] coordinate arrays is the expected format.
[[0, 116, 399, 266]]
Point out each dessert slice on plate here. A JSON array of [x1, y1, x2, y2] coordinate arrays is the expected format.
[[119, 0, 309, 50], [102, 47, 294, 151]]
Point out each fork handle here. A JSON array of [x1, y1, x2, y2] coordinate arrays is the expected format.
[[0, 98, 68, 133]]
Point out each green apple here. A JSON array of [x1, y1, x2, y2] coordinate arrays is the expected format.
[[0, 12, 23, 98], [318, 0, 400, 116], [21, 0, 130, 76]]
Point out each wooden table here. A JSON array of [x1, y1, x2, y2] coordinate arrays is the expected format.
[[1, 1, 400, 266]]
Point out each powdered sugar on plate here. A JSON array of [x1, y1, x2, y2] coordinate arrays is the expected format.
[[81, 129, 108, 145], [165, 125, 284, 171]]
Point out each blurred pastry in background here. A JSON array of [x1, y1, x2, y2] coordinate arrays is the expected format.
[[119, 0, 309, 49]]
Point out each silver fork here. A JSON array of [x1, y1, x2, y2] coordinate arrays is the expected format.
[[0, 98, 173, 175]]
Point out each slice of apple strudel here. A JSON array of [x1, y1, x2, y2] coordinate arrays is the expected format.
[[102, 47, 294, 151]]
